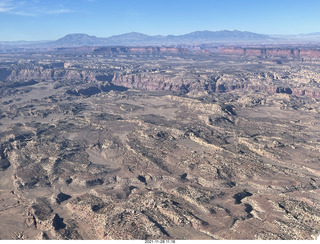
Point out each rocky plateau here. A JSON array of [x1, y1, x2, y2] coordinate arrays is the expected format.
[[0, 47, 319, 240]]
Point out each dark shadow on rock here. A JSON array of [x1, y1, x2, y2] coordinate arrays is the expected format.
[[101, 83, 128, 92], [56, 192, 71, 204], [52, 214, 66, 231], [233, 190, 252, 204]]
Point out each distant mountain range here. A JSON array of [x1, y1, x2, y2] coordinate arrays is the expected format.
[[0, 30, 274, 48], [1, 30, 320, 49], [43, 30, 273, 47]]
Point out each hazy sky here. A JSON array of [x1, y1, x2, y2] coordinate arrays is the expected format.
[[1, 0, 320, 41]]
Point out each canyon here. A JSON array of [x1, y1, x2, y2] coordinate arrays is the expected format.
[[1, 47, 320, 99], [0, 46, 320, 240]]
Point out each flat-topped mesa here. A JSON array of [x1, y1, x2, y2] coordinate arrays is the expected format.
[[219, 47, 320, 59], [93, 46, 190, 55], [300, 49, 320, 58]]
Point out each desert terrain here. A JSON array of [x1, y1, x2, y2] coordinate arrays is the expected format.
[[0, 48, 319, 240]]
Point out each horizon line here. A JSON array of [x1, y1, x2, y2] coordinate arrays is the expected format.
[[1, 29, 320, 42]]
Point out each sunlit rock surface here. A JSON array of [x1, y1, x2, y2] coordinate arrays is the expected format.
[[0, 49, 320, 240]]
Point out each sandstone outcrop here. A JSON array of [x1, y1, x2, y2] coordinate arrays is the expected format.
[[0, 48, 320, 240], [219, 47, 320, 59], [1, 48, 320, 100]]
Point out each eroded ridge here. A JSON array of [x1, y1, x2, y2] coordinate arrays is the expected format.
[[0, 50, 320, 240]]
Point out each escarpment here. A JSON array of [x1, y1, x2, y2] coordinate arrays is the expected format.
[[1, 57, 320, 99], [219, 46, 320, 59], [1, 68, 98, 83], [93, 46, 190, 55]]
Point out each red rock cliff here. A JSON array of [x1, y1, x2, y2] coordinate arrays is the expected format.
[[219, 47, 320, 59]]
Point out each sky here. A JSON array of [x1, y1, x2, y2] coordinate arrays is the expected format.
[[1, 0, 320, 41]]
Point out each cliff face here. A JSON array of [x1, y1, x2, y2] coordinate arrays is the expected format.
[[93, 46, 190, 55], [300, 49, 320, 58], [111, 72, 320, 99], [0, 68, 97, 83], [2, 66, 320, 99], [219, 47, 320, 59], [1, 50, 320, 100]]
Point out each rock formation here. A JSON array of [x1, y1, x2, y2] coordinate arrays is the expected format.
[[0, 46, 320, 240]]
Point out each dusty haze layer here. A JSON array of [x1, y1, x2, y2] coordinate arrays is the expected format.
[[0, 49, 320, 240]]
